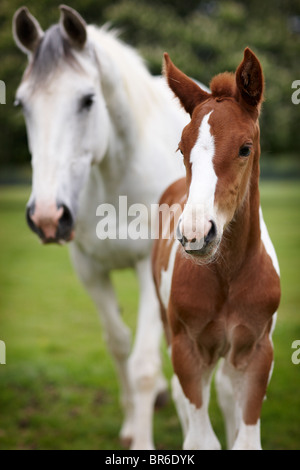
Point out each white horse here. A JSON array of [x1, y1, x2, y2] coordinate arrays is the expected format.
[[13, 5, 189, 449]]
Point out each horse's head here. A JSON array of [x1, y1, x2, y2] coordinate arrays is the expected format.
[[13, 6, 110, 243], [164, 48, 264, 262]]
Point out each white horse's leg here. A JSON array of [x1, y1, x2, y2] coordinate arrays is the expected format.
[[69, 243, 134, 445], [128, 256, 167, 450]]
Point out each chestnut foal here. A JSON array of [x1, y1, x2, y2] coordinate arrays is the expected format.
[[152, 49, 281, 450]]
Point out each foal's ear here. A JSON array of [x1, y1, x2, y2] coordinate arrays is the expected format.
[[59, 5, 87, 49], [236, 48, 264, 109], [163, 53, 210, 116], [13, 7, 44, 55]]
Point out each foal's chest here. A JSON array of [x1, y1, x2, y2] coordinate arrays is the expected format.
[[169, 250, 280, 366]]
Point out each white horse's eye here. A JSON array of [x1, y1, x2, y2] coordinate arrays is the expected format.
[[80, 94, 95, 111], [14, 98, 23, 108]]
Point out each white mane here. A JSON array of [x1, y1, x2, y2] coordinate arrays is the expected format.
[[87, 25, 179, 135]]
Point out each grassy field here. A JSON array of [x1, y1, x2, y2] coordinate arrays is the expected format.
[[0, 182, 299, 450]]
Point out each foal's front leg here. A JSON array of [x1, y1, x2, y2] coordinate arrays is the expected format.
[[172, 332, 221, 450], [229, 334, 274, 450]]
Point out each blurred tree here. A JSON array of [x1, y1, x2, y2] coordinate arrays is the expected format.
[[0, 0, 299, 169], [105, 0, 300, 155]]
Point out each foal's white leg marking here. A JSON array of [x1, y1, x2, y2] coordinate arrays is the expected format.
[[183, 368, 221, 450], [232, 420, 262, 450], [171, 375, 189, 439], [216, 359, 263, 450], [128, 256, 166, 450], [216, 361, 261, 450], [217, 349, 269, 450], [215, 359, 238, 449]]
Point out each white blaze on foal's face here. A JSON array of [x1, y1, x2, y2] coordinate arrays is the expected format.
[[178, 110, 219, 256]]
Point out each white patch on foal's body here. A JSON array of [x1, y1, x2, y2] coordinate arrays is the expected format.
[[159, 240, 180, 310], [259, 207, 280, 276], [259, 207, 280, 389], [259, 209, 280, 342]]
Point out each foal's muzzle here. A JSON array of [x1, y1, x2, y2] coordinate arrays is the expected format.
[[177, 220, 218, 257], [26, 202, 75, 244]]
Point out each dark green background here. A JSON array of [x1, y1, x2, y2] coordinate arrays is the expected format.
[[0, 0, 300, 174]]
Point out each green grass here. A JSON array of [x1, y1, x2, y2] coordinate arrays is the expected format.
[[0, 182, 299, 450]]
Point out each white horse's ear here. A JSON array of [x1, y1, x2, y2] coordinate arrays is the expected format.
[[13, 7, 44, 55], [59, 5, 87, 49]]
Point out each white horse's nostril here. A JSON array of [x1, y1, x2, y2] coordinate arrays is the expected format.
[[27, 200, 75, 242], [32, 205, 63, 240]]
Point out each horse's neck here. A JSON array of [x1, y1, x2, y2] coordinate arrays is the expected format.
[[219, 160, 261, 278], [90, 27, 154, 193]]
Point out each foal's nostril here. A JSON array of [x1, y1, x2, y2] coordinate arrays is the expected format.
[[205, 220, 217, 244], [177, 220, 186, 247], [179, 235, 188, 247]]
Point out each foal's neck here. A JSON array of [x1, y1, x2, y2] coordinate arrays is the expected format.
[[219, 157, 261, 278]]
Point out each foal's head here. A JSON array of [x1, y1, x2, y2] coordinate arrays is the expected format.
[[164, 48, 264, 261]]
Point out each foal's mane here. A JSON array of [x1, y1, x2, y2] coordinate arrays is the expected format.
[[209, 72, 236, 100]]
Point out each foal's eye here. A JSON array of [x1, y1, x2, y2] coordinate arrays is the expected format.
[[80, 94, 95, 111], [239, 145, 251, 157]]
